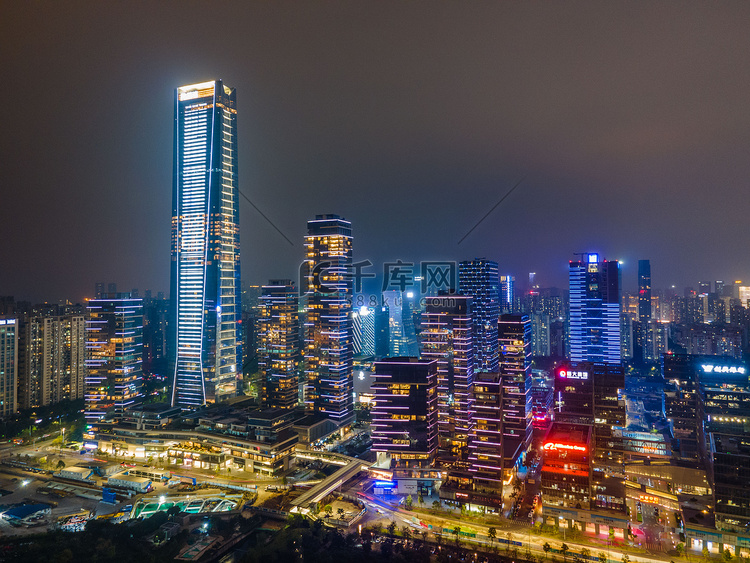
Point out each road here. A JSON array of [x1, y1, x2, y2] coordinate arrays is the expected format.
[[356, 493, 679, 563]]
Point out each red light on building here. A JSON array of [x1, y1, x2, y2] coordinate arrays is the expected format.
[[543, 442, 586, 452]]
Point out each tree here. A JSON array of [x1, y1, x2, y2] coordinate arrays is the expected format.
[[453, 525, 461, 547], [337, 507, 345, 519], [387, 521, 397, 537], [609, 527, 616, 544], [622, 555, 631, 563], [723, 549, 733, 563], [402, 526, 412, 545], [418, 494, 424, 507], [405, 494, 413, 509], [56, 459, 65, 470], [581, 548, 591, 560], [488, 526, 497, 549], [543, 542, 552, 560], [599, 552, 608, 563], [561, 543, 570, 563], [323, 504, 333, 518], [676, 544, 685, 558], [432, 500, 441, 511], [703, 547, 710, 561]]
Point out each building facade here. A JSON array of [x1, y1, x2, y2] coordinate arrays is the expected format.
[[459, 259, 500, 373], [85, 294, 143, 424], [303, 214, 353, 425], [371, 357, 438, 468], [258, 280, 299, 410], [171, 80, 241, 408], [420, 295, 474, 456], [498, 314, 532, 471], [569, 254, 621, 365], [0, 318, 18, 418]]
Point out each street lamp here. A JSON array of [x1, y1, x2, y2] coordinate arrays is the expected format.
[[61, 428, 66, 452]]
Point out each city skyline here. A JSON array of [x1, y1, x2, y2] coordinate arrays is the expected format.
[[4, 4, 750, 302]]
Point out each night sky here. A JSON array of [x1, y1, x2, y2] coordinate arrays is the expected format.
[[3, 2, 750, 303]]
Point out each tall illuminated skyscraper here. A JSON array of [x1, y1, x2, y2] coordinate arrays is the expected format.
[[568, 253, 621, 365], [258, 280, 299, 409], [303, 214, 353, 425], [171, 80, 241, 408], [420, 295, 474, 454], [459, 259, 499, 373]]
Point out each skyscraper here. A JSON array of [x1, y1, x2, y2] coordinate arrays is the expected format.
[[568, 254, 621, 365], [371, 357, 438, 468], [498, 314, 532, 471], [303, 214, 353, 425], [500, 275, 515, 313], [638, 259, 651, 323], [258, 280, 299, 410], [85, 294, 143, 424], [0, 318, 18, 418], [171, 80, 241, 408], [459, 259, 499, 373], [420, 295, 474, 454]]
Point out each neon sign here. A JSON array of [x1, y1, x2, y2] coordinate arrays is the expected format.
[[701, 364, 745, 375], [543, 442, 586, 452], [559, 370, 588, 380], [374, 480, 395, 488]]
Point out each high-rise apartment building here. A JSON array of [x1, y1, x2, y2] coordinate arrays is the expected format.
[[0, 318, 18, 418], [303, 214, 353, 425], [352, 305, 376, 356], [20, 314, 85, 408], [371, 357, 438, 468], [569, 254, 621, 365], [85, 294, 143, 424], [498, 314, 532, 471], [420, 295, 474, 454], [171, 80, 241, 408], [258, 280, 300, 410], [459, 259, 499, 373]]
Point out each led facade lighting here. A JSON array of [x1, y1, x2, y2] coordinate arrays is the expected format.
[[171, 80, 241, 407]]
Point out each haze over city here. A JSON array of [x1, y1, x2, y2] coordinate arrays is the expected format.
[[3, 3, 750, 302]]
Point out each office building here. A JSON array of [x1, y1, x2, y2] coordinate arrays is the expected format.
[[171, 80, 241, 408], [638, 260, 651, 323], [498, 314, 532, 471], [352, 305, 376, 356], [383, 290, 419, 357], [258, 280, 300, 410], [468, 372, 504, 486], [500, 275, 515, 313], [371, 357, 438, 468], [0, 318, 18, 418], [420, 295, 474, 454], [85, 294, 143, 424], [303, 214, 354, 425], [569, 254, 621, 365], [459, 259, 499, 373], [541, 423, 592, 509]]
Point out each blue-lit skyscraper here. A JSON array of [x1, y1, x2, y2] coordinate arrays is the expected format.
[[500, 275, 515, 313], [568, 253, 621, 365], [459, 259, 499, 373], [171, 80, 241, 407]]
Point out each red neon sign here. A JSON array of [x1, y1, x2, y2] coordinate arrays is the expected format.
[[543, 442, 586, 452]]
